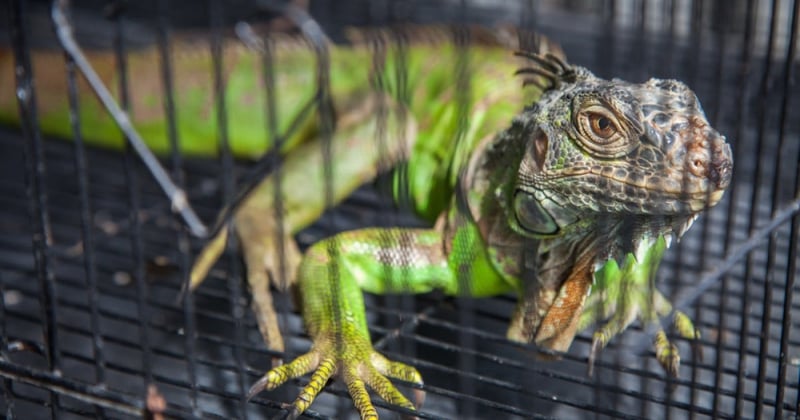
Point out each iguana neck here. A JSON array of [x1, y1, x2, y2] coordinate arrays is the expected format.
[[458, 118, 531, 282], [460, 122, 596, 345]]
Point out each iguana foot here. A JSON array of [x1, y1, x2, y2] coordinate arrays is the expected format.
[[585, 293, 639, 377], [188, 193, 302, 356], [248, 335, 424, 419], [582, 285, 701, 377], [650, 307, 702, 376]]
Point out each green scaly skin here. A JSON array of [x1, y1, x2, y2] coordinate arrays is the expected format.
[[234, 32, 733, 419], [1, 27, 733, 418]]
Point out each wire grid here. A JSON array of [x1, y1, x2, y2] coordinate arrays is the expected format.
[[0, 0, 799, 418]]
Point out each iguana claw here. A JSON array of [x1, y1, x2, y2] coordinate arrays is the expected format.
[[584, 300, 639, 377], [248, 337, 423, 419], [587, 334, 603, 377], [653, 329, 680, 377]]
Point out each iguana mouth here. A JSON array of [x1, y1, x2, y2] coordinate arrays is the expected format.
[[532, 165, 727, 210], [591, 171, 727, 205], [586, 132, 733, 210]]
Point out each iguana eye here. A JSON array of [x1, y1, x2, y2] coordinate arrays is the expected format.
[[579, 108, 619, 142], [589, 113, 615, 138], [574, 103, 635, 158]]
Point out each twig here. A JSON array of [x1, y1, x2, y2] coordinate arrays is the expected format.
[[51, 0, 208, 238]]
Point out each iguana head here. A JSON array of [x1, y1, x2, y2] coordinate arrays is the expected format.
[[509, 55, 733, 240]]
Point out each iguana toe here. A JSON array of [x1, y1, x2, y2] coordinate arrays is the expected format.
[[371, 353, 425, 408], [293, 358, 336, 413], [654, 329, 681, 377], [587, 331, 607, 377], [585, 306, 637, 376], [673, 310, 703, 361], [347, 377, 380, 419], [362, 365, 417, 410], [248, 352, 318, 400]]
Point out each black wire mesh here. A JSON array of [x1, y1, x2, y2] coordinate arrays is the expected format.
[[0, 0, 799, 418]]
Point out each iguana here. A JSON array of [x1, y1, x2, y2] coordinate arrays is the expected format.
[[0, 25, 733, 418]]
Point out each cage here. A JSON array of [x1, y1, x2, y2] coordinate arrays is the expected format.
[[0, 0, 798, 418]]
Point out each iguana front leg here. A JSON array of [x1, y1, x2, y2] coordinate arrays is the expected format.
[[248, 228, 453, 418], [189, 94, 416, 354], [578, 236, 701, 376], [248, 221, 517, 417]]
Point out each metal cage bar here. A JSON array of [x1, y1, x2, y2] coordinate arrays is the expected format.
[[0, 0, 798, 418]]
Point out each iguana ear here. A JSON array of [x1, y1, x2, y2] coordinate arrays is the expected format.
[[513, 191, 559, 235]]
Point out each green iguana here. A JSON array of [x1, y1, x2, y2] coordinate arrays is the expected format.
[[0, 25, 733, 418]]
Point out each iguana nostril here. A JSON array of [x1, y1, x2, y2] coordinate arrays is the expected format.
[[711, 143, 734, 189], [686, 153, 707, 179]]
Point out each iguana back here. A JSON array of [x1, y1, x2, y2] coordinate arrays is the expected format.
[[0, 26, 557, 220]]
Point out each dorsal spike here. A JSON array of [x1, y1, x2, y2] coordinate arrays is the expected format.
[[513, 48, 573, 92]]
